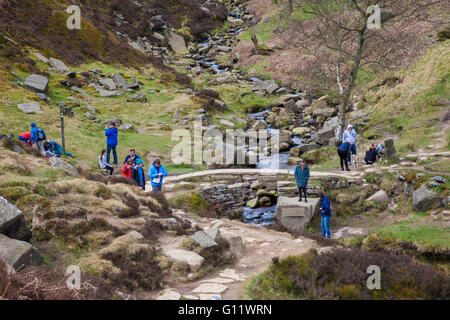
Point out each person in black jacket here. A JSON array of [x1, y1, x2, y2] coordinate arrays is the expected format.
[[364, 143, 379, 165]]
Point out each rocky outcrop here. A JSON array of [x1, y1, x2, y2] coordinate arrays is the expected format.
[[0, 196, 32, 241], [412, 185, 441, 211], [0, 234, 41, 270], [25, 74, 49, 93], [48, 157, 80, 176], [18, 102, 42, 114]]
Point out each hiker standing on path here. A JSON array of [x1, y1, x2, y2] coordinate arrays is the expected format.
[[149, 158, 168, 192], [105, 122, 118, 165], [337, 141, 352, 171], [99, 149, 114, 176], [342, 124, 357, 165], [320, 193, 332, 239], [294, 159, 310, 203]]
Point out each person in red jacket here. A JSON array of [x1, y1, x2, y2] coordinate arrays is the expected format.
[[18, 131, 32, 146], [122, 159, 134, 179]]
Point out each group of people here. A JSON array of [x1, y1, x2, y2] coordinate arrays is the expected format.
[[18, 123, 74, 158], [337, 124, 383, 171], [294, 159, 331, 239], [99, 121, 168, 192]]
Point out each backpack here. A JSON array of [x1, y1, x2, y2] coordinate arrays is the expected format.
[[37, 128, 46, 141]]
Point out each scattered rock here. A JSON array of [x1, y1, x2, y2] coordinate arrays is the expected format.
[[168, 31, 188, 55], [192, 283, 228, 294], [25, 74, 49, 93], [48, 157, 80, 176], [191, 231, 218, 248], [0, 196, 32, 241], [48, 57, 70, 73], [366, 190, 389, 203], [412, 185, 441, 211], [430, 176, 446, 183], [0, 234, 41, 271], [156, 290, 181, 300], [165, 249, 204, 272], [18, 102, 42, 114]]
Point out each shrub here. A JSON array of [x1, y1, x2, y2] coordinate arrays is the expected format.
[[247, 248, 450, 300], [169, 192, 217, 218], [101, 247, 163, 291]]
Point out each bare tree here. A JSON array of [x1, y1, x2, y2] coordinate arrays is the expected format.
[[290, 0, 446, 141]]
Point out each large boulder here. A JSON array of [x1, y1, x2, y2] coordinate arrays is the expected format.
[[252, 80, 279, 94], [165, 249, 204, 272], [0, 196, 32, 241], [25, 74, 49, 93], [223, 235, 245, 260], [412, 185, 441, 212], [18, 102, 42, 114], [48, 57, 70, 73], [0, 234, 41, 270], [48, 157, 79, 176], [292, 127, 311, 137], [168, 32, 188, 54], [313, 107, 335, 118], [275, 197, 320, 233], [99, 78, 117, 91]]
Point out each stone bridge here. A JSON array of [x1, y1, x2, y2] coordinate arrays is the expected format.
[[159, 169, 363, 233]]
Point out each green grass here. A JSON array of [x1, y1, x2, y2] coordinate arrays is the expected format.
[[377, 218, 450, 248]]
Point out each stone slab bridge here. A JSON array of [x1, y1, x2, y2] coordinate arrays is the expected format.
[[154, 168, 364, 234]]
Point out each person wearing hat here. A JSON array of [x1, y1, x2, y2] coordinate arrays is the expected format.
[[28, 123, 39, 146], [342, 124, 357, 165], [132, 158, 146, 190]]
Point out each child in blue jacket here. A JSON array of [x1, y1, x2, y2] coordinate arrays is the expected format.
[[149, 159, 168, 192], [320, 193, 332, 239]]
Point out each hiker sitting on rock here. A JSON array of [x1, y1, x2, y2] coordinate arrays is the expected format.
[[18, 131, 32, 146], [132, 158, 146, 190], [99, 149, 114, 176], [337, 140, 352, 171], [294, 158, 310, 203], [43, 140, 74, 158], [342, 124, 357, 165], [320, 192, 332, 239], [123, 148, 141, 166], [122, 159, 134, 179], [364, 143, 379, 165], [149, 158, 168, 192]]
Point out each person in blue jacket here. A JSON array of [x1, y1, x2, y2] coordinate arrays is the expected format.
[[337, 141, 352, 171], [43, 140, 74, 158], [132, 158, 146, 190], [28, 123, 39, 146], [342, 124, 357, 165], [149, 158, 168, 192], [294, 159, 310, 203], [320, 193, 332, 239], [105, 122, 118, 165]]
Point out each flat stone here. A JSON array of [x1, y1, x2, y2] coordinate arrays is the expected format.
[[31, 51, 49, 63], [25, 74, 49, 93], [219, 268, 243, 281], [165, 249, 204, 272], [156, 290, 181, 300], [199, 294, 222, 300], [191, 231, 218, 248], [18, 102, 42, 114], [99, 78, 117, 91], [200, 277, 234, 284], [192, 283, 228, 294], [0, 234, 41, 270]]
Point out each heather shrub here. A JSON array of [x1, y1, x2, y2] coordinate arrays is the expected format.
[[247, 248, 450, 300]]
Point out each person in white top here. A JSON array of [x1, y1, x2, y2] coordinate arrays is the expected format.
[[99, 149, 114, 175], [342, 124, 357, 165]]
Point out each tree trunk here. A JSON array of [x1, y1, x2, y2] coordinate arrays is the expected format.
[[337, 25, 366, 143]]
